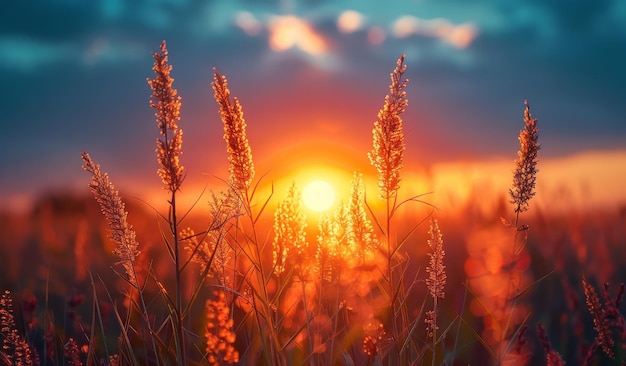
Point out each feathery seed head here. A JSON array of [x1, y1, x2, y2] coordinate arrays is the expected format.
[[424, 310, 439, 338], [183, 225, 233, 288], [510, 100, 540, 214], [81, 152, 140, 284], [1, 290, 15, 333], [368, 54, 408, 199], [316, 213, 338, 282], [212, 68, 255, 192], [205, 290, 239, 365], [64, 338, 83, 366], [272, 182, 308, 275], [148, 40, 184, 192], [582, 277, 615, 358], [426, 219, 446, 300], [2, 290, 36, 365], [347, 172, 379, 256], [148, 40, 181, 132]]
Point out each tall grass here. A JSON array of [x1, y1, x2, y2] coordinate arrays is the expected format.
[[1, 40, 625, 365]]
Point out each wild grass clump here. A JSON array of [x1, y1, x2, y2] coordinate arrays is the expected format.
[[2, 40, 625, 366]]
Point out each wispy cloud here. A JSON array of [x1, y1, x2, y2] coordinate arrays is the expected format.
[[234, 11, 263, 36], [0, 36, 146, 72], [392, 16, 478, 49], [81, 37, 146, 66], [0, 37, 74, 71], [267, 15, 328, 55], [230, 8, 479, 69]]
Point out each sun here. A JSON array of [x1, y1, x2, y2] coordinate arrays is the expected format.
[[302, 180, 336, 212]]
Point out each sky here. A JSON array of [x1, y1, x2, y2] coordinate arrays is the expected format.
[[2, 0, 626, 213]]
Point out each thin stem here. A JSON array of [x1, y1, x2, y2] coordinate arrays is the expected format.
[[512, 210, 521, 255], [243, 189, 281, 365], [431, 296, 438, 366], [132, 268, 161, 366], [169, 190, 186, 365], [299, 268, 314, 365], [159, 113, 185, 365], [387, 195, 394, 332]]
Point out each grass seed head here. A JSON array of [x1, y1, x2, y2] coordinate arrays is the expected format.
[[81, 152, 140, 284], [510, 100, 540, 214], [426, 219, 446, 300], [148, 40, 185, 193], [212, 68, 255, 192], [368, 54, 408, 199]]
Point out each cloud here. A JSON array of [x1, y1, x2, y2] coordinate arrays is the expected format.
[[191, 1, 259, 36], [0, 37, 74, 71], [267, 15, 328, 56], [391, 15, 478, 49], [234, 11, 263, 36], [81, 37, 147, 66], [0, 35, 147, 72], [367, 26, 386, 45], [230, 11, 336, 69], [337, 10, 365, 34]]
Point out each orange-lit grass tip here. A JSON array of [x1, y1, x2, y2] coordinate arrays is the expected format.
[[272, 182, 308, 275], [148, 40, 184, 193], [1, 290, 15, 330], [1, 290, 37, 365], [212, 68, 255, 193], [183, 190, 238, 287], [316, 213, 337, 282], [510, 100, 539, 214], [582, 277, 615, 359], [424, 310, 439, 339], [81, 152, 140, 284], [63, 338, 82, 366], [205, 290, 239, 365], [426, 219, 446, 300], [368, 54, 408, 199], [425, 219, 445, 340], [182, 225, 232, 288], [362, 321, 386, 358], [347, 172, 379, 256]]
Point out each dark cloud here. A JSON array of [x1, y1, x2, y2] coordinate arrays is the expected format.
[[529, 0, 614, 33], [2, 2, 99, 41]]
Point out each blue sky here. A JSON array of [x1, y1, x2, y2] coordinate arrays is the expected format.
[[2, 0, 625, 211]]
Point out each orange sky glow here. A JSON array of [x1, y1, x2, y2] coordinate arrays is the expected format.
[[98, 145, 626, 223]]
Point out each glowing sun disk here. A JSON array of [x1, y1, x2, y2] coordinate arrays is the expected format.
[[302, 180, 336, 212]]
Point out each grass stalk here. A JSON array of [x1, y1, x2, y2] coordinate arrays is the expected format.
[[168, 191, 186, 365]]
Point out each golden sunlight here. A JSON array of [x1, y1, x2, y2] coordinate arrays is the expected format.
[[302, 180, 336, 212]]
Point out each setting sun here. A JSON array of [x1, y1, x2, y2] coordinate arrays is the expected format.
[[302, 180, 336, 212]]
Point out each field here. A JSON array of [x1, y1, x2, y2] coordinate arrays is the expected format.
[[1, 41, 624, 366]]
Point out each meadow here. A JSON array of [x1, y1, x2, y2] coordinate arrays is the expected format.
[[0, 41, 624, 365]]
